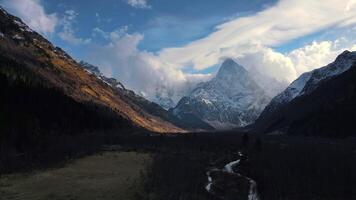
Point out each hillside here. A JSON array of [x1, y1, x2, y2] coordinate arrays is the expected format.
[[254, 51, 356, 137], [0, 6, 183, 134]]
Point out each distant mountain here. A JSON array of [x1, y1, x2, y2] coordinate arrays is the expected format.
[[151, 82, 203, 111], [151, 86, 177, 110], [254, 50, 356, 137], [0, 6, 183, 133], [171, 59, 271, 130]]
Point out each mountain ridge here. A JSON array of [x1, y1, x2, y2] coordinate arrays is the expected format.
[[258, 50, 356, 120], [254, 50, 356, 137], [0, 7, 183, 133]]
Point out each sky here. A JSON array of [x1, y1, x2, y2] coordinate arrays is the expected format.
[[1, 0, 356, 105]]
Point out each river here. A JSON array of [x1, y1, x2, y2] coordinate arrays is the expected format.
[[205, 152, 260, 200]]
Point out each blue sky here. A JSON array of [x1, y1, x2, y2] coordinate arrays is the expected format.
[[1, 0, 355, 104], [42, 0, 278, 55], [2, 0, 353, 69]]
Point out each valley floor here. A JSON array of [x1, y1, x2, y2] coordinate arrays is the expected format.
[[0, 152, 150, 200], [1, 132, 356, 200]]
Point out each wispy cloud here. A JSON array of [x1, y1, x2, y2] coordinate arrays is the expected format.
[[92, 26, 129, 41], [126, 0, 151, 9], [157, 0, 356, 72], [1, 0, 58, 34], [58, 10, 91, 45]]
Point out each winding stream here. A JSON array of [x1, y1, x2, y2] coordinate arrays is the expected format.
[[205, 152, 260, 200]]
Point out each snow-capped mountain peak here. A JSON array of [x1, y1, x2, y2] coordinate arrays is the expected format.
[[216, 58, 248, 80], [171, 58, 271, 129]]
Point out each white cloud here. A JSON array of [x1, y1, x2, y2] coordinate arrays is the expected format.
[[157, 0, 356, 72], [92, 26, 129, 41], [126, 0, 151, 9], [238, 39, 356, 83], [234, 39, 356, 96], [86, 0, 356, 105], [2, 0, 355, 106], [86, 31, 210, 105], [288, 40, 356, 74], [2, 0, 58, 34], [90, 33, 356, 104], [58, 10, 91, 45], [345, 0, 356, 12]]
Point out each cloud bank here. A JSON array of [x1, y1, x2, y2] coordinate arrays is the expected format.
[[87, 31, 211, 105], [235, 39, 356, 96]]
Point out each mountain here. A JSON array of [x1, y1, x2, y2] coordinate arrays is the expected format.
[[0, 7, 183, 133], [171, 59, 271, 130], [254, 50, 356, 137], [151, 86, 177, 110], [79, 61, 126, 90]]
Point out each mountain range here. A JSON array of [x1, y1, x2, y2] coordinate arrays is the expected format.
[[1, 6, 355, 137], [0, 7, 183, 134]]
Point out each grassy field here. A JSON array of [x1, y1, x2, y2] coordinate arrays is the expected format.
[[0, 151, 150, 200]]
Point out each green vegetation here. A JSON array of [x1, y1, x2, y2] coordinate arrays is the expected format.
[[0, 152, 150, 200]]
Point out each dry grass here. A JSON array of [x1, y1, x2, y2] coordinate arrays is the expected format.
[[0, 152, 150, 200], [1, 34, 184, 134]]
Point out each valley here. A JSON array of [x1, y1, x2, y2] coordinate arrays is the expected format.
[[3, 133, 355, 200], [0, 3, 355, 200]]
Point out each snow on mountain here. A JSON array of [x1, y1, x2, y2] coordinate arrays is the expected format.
[[265, 50, 356, 112], [13, 19, 34, 33], [301, 50, 356, 95], [151, 86, 177, 110], [171, 59, 271, 129], [79, 61, 125, 90], [254, 50, 356, 136], [0, 6, 33, 33]]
